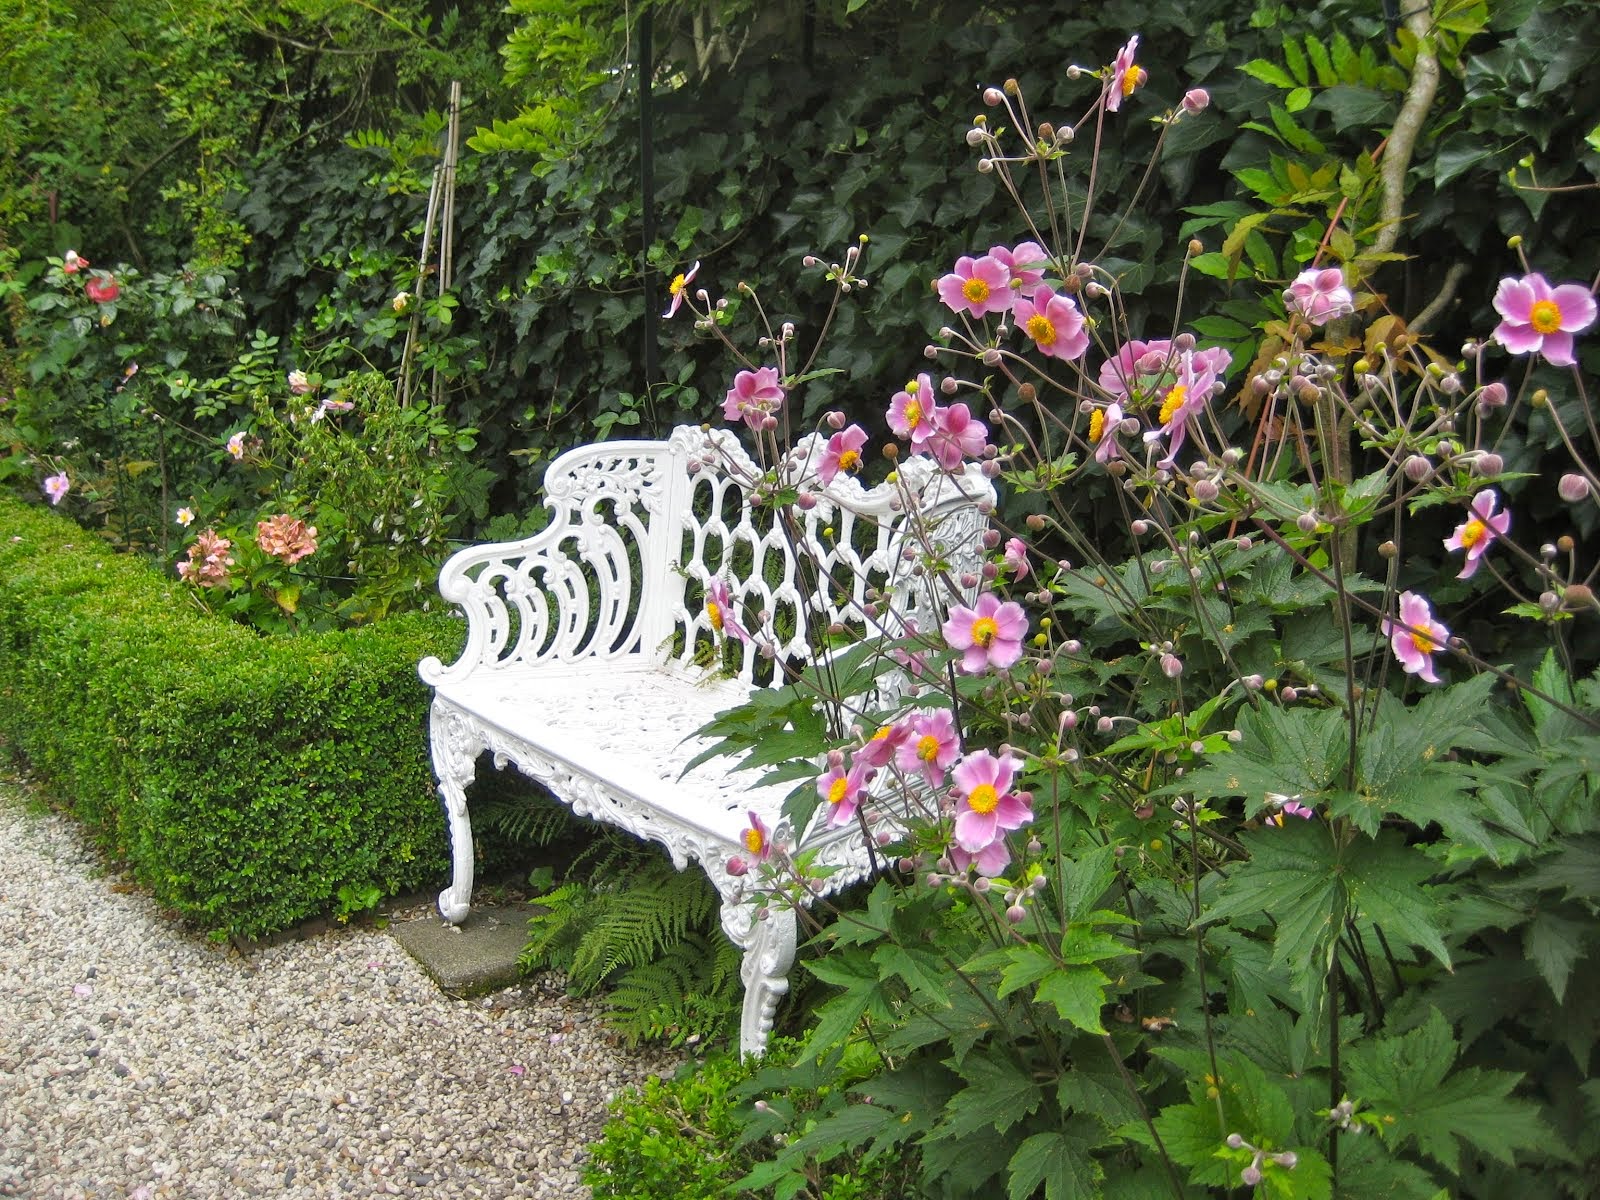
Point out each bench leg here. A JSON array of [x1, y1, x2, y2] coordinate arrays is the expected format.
[[429, 700, 481, 925], [731, 903, 797, 1058]]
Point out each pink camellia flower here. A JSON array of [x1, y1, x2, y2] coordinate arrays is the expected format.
[[178, 529, 234, 589], [922, 402, 988, 470], [84, 274, 120, 304], [1002, 537, 1030, 579], [1013, 285, 1089, 361], [854, 720, 912, 771], [226, 432, 247, 460], [740, 810, 774, 864], [989, 242, 1048, 299], [935, 254, 1012, 319], [662, 260, 700, 318], [723, 366, 786, 430], [894, 707, 961, 790], [952, 749, 1032, 852], [818, 762, 870, 827], [706, 578, 749, 643], [42, 473, 70, 505], [1107, 35, 1147, 113], [942, 591, 1027, 674], [62, 250, 87, 274], [256, 514, 319, 565], [1286, 267, 1355, 327], [887, 374, 940, 447], [1491, 273, 1597, 368], [948, 838, 1011, 878], [287, 369, 313, 395], [1089, 401, 1125, 465], [1382, 590, 1449, 685], [818, 424, 868, 484], [1444, 489, 1511, 580]]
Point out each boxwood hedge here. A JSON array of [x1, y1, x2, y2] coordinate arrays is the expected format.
[[0, 495, 458, 938]]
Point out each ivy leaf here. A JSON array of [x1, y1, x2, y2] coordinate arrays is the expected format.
[[1007, 1125, 1102, 1200], [1344, 1009, 1548, 1173]]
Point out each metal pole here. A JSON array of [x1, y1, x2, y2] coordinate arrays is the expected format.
[[639, 7, 659, 390]]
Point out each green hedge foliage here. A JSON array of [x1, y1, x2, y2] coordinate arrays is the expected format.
[[0, 495, 458, 937]]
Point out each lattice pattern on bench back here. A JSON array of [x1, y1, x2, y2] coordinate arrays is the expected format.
[[662, 426, 994, 687]]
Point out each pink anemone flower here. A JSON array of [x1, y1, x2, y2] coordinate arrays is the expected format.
[[723, 366, 785, 430], [1099, 339, 1174, 403], [1002, 537, 1030, 579], [948, 838, 1011, 878], [895, 707, 961, 790], [818, 424, 868, 484], [888, 374, 940, 446], [952, 750, 1031, 852], [1107, 35, 1147, 113], [935, 254, 1012, 319], [706, 578, 749, 644], [1444, 489, 1511, 580], [1286, 267, 1355, 327], [1142, 350, 1220, 468], [740, 810, 774, 864], [1089, 402, 1125, 465], [989, 242, 1048, 300], [1381, 591, 1449, 685], [1013, 286, 1089, 362], [854, 720, 912, 771], [662, 260, 701, 318], [42, 473, 70, 505], [818, 762, 871, 828], [922, 403, 988, 471], [942, 591, 1027, 674], [1491, 273, 1597, 368]]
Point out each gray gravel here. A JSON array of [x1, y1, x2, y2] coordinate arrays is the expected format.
[[0, 783, 678, 1199]]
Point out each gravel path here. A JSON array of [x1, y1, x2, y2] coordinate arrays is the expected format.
[[0, 783, 678, 1199]]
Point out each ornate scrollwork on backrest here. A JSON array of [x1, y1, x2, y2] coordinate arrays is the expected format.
[[421, 441, 677, 682]]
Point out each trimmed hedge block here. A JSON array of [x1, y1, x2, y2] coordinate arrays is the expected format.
[[0, 496, 458, 938]]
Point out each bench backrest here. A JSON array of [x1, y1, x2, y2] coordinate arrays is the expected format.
[[426, 425, 994, 686]]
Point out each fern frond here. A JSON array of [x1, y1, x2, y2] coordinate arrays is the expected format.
[[570, 861, 717, 983], [604, 932, 742, 1047]]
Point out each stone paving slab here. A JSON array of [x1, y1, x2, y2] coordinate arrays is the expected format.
[[389, 901, 540, 998]]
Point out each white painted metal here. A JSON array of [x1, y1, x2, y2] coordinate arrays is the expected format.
[[418, 425, 995, 1055]]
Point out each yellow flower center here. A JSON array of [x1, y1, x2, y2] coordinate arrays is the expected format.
[[917, 734, 941, 762], [903, 398, 923, 429], [972, 616, 999, 647], [669, 273, 688, 297], [838, 449, 861, 473], [707, 600, 724, 632], [1159, 384, 1189, 426], [828, 777, 851, 806], [1410, 630, 1437, 656], [1088, 409, 1105, 443], [967, 783, 1000, 814], [743, 827, 765, 855], [1026, 313, 1056, 345], [1529, 299, 1562, 335], [962, 277, 991, 304], [1122, 65, 1147, 97], [1458, 518, 1486, 549]]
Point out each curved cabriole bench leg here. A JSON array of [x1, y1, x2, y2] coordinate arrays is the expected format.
[[429, 699, 482, 924], [730, 902, 797, 1058]]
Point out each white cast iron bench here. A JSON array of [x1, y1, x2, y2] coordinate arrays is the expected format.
[[418, 424, 994, 1055]]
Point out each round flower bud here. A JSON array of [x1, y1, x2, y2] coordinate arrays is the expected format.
[[974, 876, 991, 893], [1006, 904, 1027, 924], [1296, 511, 1319, 533], [1558, 473, 1591, 502], [1182, 88, 1210, 114], [1378, 540, 1397, 558], [1161, 653, 1184, 679], [1131, 519, 1149, 536], [796, 491, 817, 511], [1026, 513, 1047, 530], [1559, 534, 1575, 553], [961, 572, 979, 589], [1174, 333, 1196, 352], [1241, 1165, 1262, 1186], [1273, 1151, 1299, 1169], [1188, 238, 1205, 257], [1193, 478, 1220, 502], [1475, 453, 1503, 476], [1235, 536, 1253, 551], [983, 87, 1004, 106], [1541, 591, 1561, 612], [1566, 584, 1596, 609], [1096, 716, 1113, 733], [1476, 381, 1508, 413], [1403, 454, 1432, 483], [981, 347, 1003, 365], [1281, 686, 1298, 702], [1225, 1134, 1246, 1150], [966, 127, 985, 146], [825, 410, 846, 429], [941, 375, 959, 395]]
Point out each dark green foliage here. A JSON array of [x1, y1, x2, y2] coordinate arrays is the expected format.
[[0, 494, 458, 937], [586, 1040, 916, 1199]]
